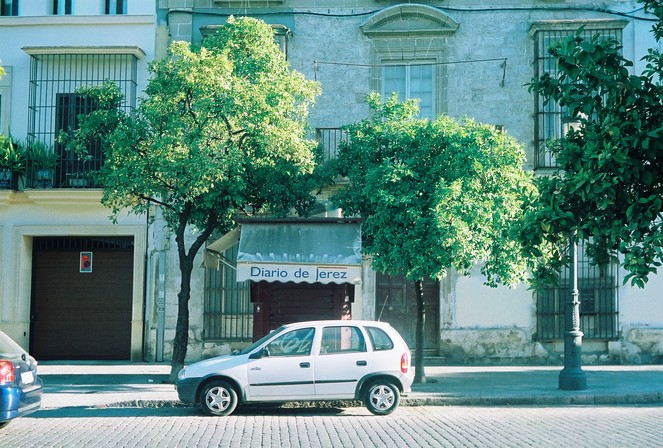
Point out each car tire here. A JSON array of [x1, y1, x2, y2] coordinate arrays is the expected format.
[[0, 421, 9, 430], [363, 380, 400, 415], [199, 380, 238, 416]]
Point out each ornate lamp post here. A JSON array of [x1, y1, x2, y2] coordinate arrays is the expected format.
[[559, 232, 587, 390]]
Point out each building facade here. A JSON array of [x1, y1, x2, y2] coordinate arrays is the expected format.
[[1, 1, 662, 365], [154, 0, 663, 365], [0, 0, 156, 360]]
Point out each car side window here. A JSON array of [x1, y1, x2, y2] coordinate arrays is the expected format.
[[266, 328, 315, 357], [366, 327, 395, 351], [320, 326, 366, 354]]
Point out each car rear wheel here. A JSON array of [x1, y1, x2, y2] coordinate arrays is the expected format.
[[199, 380, 238, 416], [364, 380, 400, 415]]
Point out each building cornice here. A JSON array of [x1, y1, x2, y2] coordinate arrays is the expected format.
[[0, 15, 154, 27], [0, 189, 104, 206]]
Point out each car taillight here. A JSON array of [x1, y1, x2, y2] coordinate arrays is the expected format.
[[400, 352, 409, 374], [0, 360, 16, 383]]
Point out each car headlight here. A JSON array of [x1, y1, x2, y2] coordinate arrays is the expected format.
[[177, 368, 186, 380]]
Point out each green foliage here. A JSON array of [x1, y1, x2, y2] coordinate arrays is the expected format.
[[25, 141, 59, 170], [526, 4, 663, 289], [0, 133, 26, 174], [332, 93, 536, 287], [66, 17, 321, 233]]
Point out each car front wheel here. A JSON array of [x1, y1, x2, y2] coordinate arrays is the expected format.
[[200, 380, 238, 416], [363, 380, 400, 415]]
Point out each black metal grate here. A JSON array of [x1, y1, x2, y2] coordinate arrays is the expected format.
[[536, 240, 619, 340], [33, 236, 134, 251], [203, 244, 253, 341], [533, 28, 622, 169], [27, 52, 138, 188], [316, 128, 349, 161]]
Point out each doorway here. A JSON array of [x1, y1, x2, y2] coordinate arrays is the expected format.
[[376, 274, 439, 355], [251, 281, 354, 340]]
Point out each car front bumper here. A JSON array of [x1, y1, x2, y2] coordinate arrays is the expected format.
[[175, 377, 200, 404]]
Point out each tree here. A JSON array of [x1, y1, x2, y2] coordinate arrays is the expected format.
[[525, 0, 663, 289], [332, 93, 536, 383], [65, 17, 321, 380]]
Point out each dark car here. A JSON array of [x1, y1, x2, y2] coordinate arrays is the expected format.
[[0, 331, 42, 429]]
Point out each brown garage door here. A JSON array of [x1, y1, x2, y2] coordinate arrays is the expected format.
[[30, 237, 134, 360]]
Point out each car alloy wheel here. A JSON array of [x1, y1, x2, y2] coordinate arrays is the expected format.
[[200, 380, 238, 416], [364, 380, 400, 415]]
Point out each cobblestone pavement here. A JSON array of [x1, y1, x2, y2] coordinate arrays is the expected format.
[[2, 404, 661, 447]]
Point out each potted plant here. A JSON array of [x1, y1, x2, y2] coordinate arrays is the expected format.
[[25, 141, 59, 188], [0, 134, 26, 190]]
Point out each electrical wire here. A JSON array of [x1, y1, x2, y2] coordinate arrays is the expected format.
[[165, 5, 659, 23]]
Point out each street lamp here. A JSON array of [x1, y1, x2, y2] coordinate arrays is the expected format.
[[559, 231, 587, 390]]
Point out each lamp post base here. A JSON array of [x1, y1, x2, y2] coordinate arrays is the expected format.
[[559, 368, 587, 390]]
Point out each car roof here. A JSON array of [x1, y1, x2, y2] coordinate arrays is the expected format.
[[282, 320, 393, 329]]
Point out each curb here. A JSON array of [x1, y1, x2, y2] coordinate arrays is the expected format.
[[97, 391, 663, 410], [401, 392, 663, 406]]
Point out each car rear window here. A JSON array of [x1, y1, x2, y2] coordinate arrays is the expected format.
[[366, 327, 394, 351], [0, 331, 25, 356]]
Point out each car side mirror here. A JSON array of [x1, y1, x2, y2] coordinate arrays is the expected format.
[[249, 347, 269, 359]]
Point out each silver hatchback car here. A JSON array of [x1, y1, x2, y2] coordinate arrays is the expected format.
[[177, 320, 413, 416]]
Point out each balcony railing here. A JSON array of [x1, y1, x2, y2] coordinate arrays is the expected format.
[[24, 159, 101, 189], [316, 128, 348, 161]]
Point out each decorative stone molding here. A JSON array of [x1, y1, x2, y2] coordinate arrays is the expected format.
[[361, 4, 459, 117], [361, 4, 459, 38], [23, 46, 146, 59]]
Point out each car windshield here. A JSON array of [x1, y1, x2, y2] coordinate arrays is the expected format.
[[0, 331, 26, 357], [235, 326, 287, 355]]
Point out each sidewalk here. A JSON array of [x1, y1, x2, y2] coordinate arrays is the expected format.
[[37, 362, 663, 409]]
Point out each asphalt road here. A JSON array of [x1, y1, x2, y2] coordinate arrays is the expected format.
[[1, 404, 661, 447]]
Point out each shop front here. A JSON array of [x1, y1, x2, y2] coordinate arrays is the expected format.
[[205, 219, 362, 340]]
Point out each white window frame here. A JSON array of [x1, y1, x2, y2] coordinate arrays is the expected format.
[[381, 62, 436, 120], [53, 0, 72, 15], [105, 0, 126, 15]]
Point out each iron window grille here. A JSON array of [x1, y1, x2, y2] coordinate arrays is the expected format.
[[382, 63, 436, 120], [26, 51, 139, 188], [203, 244, 253, 341], [536, 239, 619, 341], [316, 128, 349, 161], [533, 27, 622, 169]]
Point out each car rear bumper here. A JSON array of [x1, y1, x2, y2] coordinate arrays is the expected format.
[[0, 379, 43, 422]]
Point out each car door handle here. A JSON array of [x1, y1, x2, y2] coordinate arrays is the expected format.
[[300, 362, 310, 368], [356, 360, 367, 366]]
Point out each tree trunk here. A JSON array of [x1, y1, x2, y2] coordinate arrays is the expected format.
[[169, 250, 194, 382], [413, 278, 426, 384]]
